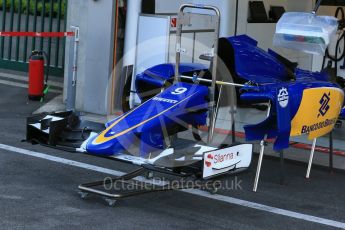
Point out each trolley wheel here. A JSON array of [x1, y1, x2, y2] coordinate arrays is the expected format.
[[78, 191, 89, 199], [205, 181, 221, 195], [104, 198, 117, 207], [145, 171, 154, 180], [208, 186, 219, 195]]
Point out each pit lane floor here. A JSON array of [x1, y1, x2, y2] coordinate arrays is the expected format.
[[0, 83, 345, 230]]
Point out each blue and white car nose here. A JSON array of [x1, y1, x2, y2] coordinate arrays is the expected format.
[[86, 83, 209, 156]]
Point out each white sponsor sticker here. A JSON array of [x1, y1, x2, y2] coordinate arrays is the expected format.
[[152, 97, 178, 104], [278, 87, 289, 108], [203, 144, 253, 179]]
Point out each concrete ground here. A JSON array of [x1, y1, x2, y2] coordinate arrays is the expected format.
[[0, 79, 345, 230]]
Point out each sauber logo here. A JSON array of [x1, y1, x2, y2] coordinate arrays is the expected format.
[[318, 93, 331, 118], [278, 87, 289, 108]]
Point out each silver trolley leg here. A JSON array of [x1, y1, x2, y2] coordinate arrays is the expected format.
[[253, 138, 267, 192], [279, 150, 285, 185], [253, 103, 271, 192], [329, 131, 334, 173], [306, 138, 317, 179]]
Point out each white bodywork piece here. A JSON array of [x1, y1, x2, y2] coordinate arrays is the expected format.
[[28, 115, 64, 134], [78, 133, 253, 180], [203, 144, 253, 179]]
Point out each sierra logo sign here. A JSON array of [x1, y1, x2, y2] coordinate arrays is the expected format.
[[203, 144, 253, 179], [205, 152, 236, 170]]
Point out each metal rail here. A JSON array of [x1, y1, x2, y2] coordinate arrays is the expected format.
[[78, 166, 219, 206], [180, 75, 245, 87], [0, 0, 67, 76]]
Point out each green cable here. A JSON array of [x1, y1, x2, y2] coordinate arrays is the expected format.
[[40, 85, 50, 103]]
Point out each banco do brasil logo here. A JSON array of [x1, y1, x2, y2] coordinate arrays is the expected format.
[[318, 92, 331, 118]]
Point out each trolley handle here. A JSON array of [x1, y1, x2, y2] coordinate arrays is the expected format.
[[179, 3, 221, 16], [175, 3, 221, 144], [175, 3, 221, 84]]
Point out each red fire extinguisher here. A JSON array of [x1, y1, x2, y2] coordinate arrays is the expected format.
[[28, 50, 49, 101]]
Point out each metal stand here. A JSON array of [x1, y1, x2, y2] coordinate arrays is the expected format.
[[329, 132, 334, 173], [175, 4, 221, 144], [232, 122, 236, 144], [253, 139, 267, 192], [253, 103, 271, 192], [312, 0, 323, 14], [306, 138, 317, 179], [78, 166, 219, 206], [213, 85, 223, 134], [279, 150, 285, 185], [180, 75, 244, 145]]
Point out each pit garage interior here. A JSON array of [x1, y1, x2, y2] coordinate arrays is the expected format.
[[0, 0, 345, 229], [63, 0, 345, 168]]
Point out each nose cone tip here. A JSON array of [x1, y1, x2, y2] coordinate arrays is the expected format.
[[86, 136, 112, 155], [85, 135, 124, 156]]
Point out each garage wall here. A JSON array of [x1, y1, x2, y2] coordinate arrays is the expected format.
[[236, 0, 314, 70], [152, 0, 315, 70], [312, 5, 345, 79], [64, 0, 116, 115], [154, 0, 236, 37]]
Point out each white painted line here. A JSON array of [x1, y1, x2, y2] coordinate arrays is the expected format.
[[0, 144, 162, 185], [0, 144, 125, 177], [185, 189, 345, 229], [0, 73, 63, 88], [0, 79, 61, 94], [0, 143, 344, 229]]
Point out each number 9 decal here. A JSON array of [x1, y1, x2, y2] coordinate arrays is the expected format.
[[172, 87, 187, 95]]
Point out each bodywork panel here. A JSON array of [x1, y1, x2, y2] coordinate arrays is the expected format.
[[86, 83, 209, 156]]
